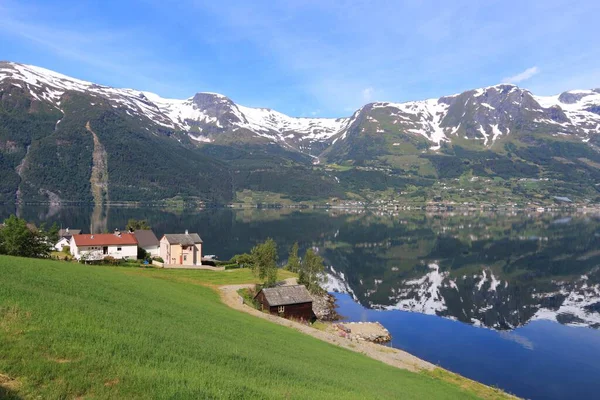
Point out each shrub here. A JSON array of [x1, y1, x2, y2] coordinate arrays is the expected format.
[[103, 256, 120, 265], [62, 245, 70, 254], [237, 288, 261, 309]]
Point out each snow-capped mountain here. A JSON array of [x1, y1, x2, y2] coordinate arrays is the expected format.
[[2, 61, 599, 157], [1, 60, 600, 204], [328, 84, 600, 157], [0, 61, 349, 154]]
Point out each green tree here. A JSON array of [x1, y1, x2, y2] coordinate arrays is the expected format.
[[41, 222, 60, 245], [126, 219, 150, 232], [137, 247, 149, 261], [250, 238, 278, 287], [232, 253, 254, 269], [0, 215, 49, 258], [285, 242, 301, 273], [298, 249, 327, 294]]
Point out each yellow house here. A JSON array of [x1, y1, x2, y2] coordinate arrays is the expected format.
[[159, 231, 203, 266]]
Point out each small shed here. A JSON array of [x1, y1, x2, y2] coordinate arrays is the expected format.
[[254, 285, 315, 321]]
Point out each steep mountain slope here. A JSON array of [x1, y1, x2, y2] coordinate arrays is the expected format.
[[1, 61, 599, 203], [0, 63, 233, 203]]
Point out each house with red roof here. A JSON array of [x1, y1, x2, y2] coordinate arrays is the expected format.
[[70, 230, 138, 261]]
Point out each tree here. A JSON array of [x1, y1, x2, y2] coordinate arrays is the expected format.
[[41, 222, 60, 245], [250, 238, 278, 287], [137, 247, 149, 261], [0, 215, 49, 258], [285, 242, 301, 273], [298, 248, 327, 294], [126, 219, 150, 232], [232, 253, 254, 269]]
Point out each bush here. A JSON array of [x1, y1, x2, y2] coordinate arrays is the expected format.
[[137, 247, 148, 261], [237, 288, 261, 309], [103, 256, 121, 265], [152, 256, 164, 263], [62, 245, 70, 254]]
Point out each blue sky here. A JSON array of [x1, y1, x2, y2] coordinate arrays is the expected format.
[[1, 0, 599, 117]]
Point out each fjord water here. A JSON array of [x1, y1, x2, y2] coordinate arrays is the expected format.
[[3, 204, 600, 400]]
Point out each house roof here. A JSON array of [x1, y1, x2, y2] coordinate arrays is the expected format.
[[59, 228, 81, 237], [133, 230, 159, 248], [255, 285, 313, 306], [163, 233, 203, 245], [72, 233, 138, 246]]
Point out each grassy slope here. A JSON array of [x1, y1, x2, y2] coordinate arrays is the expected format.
[[1, 256, 490, 399]]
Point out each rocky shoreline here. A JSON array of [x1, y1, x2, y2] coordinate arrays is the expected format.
[[312, 291, 341, 321]]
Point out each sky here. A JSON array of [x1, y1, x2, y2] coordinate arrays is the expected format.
[[1, 0, 599, 118]]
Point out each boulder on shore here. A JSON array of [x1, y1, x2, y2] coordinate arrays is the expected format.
[[312, 292, 341, 321]]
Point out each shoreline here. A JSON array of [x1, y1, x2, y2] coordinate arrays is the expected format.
[[218, 282, 518, 399], [5, 200, 600, 214]]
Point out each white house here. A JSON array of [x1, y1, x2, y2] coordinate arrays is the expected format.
[[54, 237, 71, 252], [133, 230, 160, 257], [54, 228, 81, 251], [70, 231, 138, 260]]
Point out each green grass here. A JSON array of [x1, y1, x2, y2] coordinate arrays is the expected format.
[[127, 267, 298, 287], [0, 256, 492, 399]]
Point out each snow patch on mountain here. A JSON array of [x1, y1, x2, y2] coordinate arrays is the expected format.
[[372, 99, 450, 146]]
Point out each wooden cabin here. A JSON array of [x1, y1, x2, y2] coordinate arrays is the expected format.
[[254, 285, 315, 321]]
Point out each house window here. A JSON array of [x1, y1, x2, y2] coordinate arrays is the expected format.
[[117, 247, 122, 251], [183, 255, 187, 261], [278, 306, 285, 313]]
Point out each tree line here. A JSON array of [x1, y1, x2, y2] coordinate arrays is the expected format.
[[0, 215, 58, 258], [232, 239, 327, 294]]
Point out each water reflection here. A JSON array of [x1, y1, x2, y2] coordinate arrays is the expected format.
[[2, 204, 599, 330]]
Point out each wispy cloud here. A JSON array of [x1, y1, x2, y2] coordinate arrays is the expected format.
[[502, 67, 540, 84], [0, 0, 195, 96], [361, 87, 374, 102], [1, 0, 599, 115]]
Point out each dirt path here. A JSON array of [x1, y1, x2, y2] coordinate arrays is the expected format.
[[219, 283, 434, 372]]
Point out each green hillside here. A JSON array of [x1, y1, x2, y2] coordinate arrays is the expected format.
[[0, 256, 502, 399]]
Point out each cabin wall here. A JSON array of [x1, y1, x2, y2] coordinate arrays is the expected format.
[[268, 302, 314, 321]]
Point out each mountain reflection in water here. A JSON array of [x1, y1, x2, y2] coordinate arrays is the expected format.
[[3, 204, 599, 331], [321, 212, 600, 330]]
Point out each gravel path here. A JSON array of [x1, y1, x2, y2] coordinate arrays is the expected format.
[[219, 283, 434, 372]]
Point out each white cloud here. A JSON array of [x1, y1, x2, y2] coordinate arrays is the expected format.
[[362, 87, 374, 102], [502, 66, 540, 84]]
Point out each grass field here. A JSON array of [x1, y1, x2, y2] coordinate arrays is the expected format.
[[0, 256, 502, 399]]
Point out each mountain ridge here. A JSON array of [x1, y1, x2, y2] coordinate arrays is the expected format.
[[1, 60, 600, 204], [3, 61, 599, 155]]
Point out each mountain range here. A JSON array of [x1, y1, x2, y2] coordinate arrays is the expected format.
[[1, 61, 599, 205]]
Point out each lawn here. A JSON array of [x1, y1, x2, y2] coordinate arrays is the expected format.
[[0, 256, 494, 399]]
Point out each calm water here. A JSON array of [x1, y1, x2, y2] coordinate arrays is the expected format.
[[3, 204, 600, 400]]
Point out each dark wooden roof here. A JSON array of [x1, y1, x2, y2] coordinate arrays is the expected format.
[[255, 285, 313, 306], [133, 230, 159, 248], [163, 233, 203, 245]]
